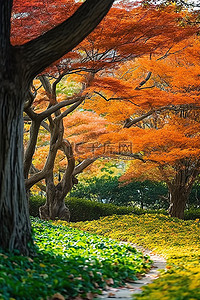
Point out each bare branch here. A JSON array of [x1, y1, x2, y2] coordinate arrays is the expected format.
[[135, 71, 152, 90], [24, 107, 38, 121], [41, 121, 50, 132], [55, 99, 83, 122], [93, 91, 140, 106], [39, 75, 52, 95], [24, 120, 41, 178], [124, 104, 200, 128], [124, 110, 156, 128], [24, 88, 37, 109], [73, 158, 97, 176], [38, 97, 84, 121]]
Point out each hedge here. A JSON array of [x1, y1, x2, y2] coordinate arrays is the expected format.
[[29, 195, 143, 221], [29, 195, 200, 221]]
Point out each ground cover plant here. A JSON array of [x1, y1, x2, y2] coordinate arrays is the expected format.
[[0, 218, 151, 300], [69, 214, 200, 300]]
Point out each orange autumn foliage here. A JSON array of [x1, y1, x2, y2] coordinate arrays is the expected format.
[[80, 33, 200, 218], [22, 1, 199, 205], [12, 1, 198, 75]]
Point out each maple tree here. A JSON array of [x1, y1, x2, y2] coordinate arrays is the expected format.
[[0, 0, 115, 254], [22, 2, 198, 223], [84, 33, 200, 219]]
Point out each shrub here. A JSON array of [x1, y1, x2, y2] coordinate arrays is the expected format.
[[29, 195, 144, 221], [30, 194, 200, 222], [66, 197, 143, 222], [29, 194, 45, 217], [184, 207, 200, 220]]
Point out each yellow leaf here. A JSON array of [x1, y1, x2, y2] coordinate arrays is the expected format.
[[39, 263, 46, 268]]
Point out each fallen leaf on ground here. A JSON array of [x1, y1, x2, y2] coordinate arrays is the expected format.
[[108, 292, 116, 298], [125, 283, 134, 289], [51, 293, 65, 300], [106, 278, 114, 285], [86, 292, 94, 300]]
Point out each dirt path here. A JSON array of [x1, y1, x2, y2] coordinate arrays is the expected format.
[[97, 244, 166, 300]]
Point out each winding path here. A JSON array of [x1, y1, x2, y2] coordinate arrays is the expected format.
[[97, 244, 166, 300]]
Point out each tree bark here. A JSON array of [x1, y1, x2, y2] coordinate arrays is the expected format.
[[20, 0, 115, 80], [39, 173, 70, 221], [24, 118, 41, 179], [39, 140, 75, 221], [0, 75, 32, 254], [168, 187, 189, 219], [0, 0, 32, 254], [167, 161, 199, 219]]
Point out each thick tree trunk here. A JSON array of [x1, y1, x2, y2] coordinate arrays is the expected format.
[[168, 188, 189, 219], [38, 137, 82, 221], [0, 87, 32, 254], [166, 160, 200, 219], [0, 1, 32, 254], [39, 173, 71, 221]]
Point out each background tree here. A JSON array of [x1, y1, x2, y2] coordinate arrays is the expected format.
[[70, 175, 169, 209], [83, 33, 200, 219], [24, 76, 108, 220]]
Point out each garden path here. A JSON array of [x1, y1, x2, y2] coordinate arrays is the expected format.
[[97, 244, 166, 300]]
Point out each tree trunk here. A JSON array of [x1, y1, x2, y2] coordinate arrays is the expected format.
[[38, 140, 80, 221], [166, 160, 200, 219], [0, 0, 32, 254], [168, 188, 189, 219], [0, 87, 32, 254], [39, 173, 71, 221]]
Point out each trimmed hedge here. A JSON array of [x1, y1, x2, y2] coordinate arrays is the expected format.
[[29, 194, 46, 217], [29, 195, 200, 221], [29, 195, 143, 221], [66, 197, 143, 222], [184, 207, 200, 220]]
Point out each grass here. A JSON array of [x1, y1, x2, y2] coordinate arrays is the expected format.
[[0, 217, 151, 300], [67, 214, 200, 300]]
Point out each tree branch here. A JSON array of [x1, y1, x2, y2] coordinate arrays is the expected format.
[[124, 110, 156, 128], [24, 120, 41, 179], [73, 158, 97, 176], [38, 97, 84, 121], [124, 104, 200, 128], [19, 0, 115, 80], [135, 72, 152, 90], [41, 121, 50, 132], [93, 91, 140, 106], [55, 99, 83, 122]]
